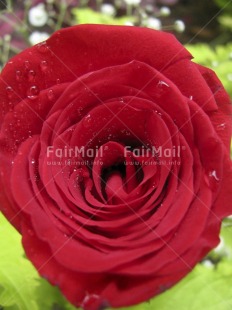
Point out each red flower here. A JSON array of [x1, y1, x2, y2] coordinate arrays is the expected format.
[[0, 25, 231, 309]]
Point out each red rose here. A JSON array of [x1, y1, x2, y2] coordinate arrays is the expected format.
[[0, 25, 231, 309]]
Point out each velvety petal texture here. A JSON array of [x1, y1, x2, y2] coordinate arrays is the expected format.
[[0, 25, 231, 310]]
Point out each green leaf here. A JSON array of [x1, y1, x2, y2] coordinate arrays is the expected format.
[[119, 262, 232, 310], [218, 15, 232, 30], [186, 43, 232, 98], [72, 8, 135, 26], [0, 212, 74, 310]]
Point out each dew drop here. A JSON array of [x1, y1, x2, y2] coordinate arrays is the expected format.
[[76, 174, 83, 183], [82, 114, 92, 128], [27, 85, 39, 100], [36, 103, 42, 112], [78, 107, 84, 116], [40, 60, 48, 72], [155, 110, 162, 117], [216, 123, 226, 131], [37, 41, 49, 53], [82, 294, 102, 309], [16, 70, 22, 81], [24, 60, 30, 70], [6, 86, 14, 99], [47, 89, 55, 101], [108, 133, 113, 140], [157, 80, 170, 88], [56, 78, 61, 84], [209, 170, 219, 181], [32, 174, 38, 184], [104, 145, 109, 151], [28, 70, 36, 82]]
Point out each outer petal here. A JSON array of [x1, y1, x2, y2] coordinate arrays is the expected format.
[[0, 25, 191, 125]]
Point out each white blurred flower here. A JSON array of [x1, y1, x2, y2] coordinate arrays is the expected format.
[[28, 4, 48, 27], [212, 60, 219, 67], [202, 260, 214, 269], [124, 21, 134, 26], [160, 6, 171, 17], [174, 20, 185, 33], [147, 17, 162, 30], [214, 237, 226, 254], [124, 0, 141, 5], [227, 73, 232, 81], [101, 4, 116, 16], [29, 31, 49, 45]]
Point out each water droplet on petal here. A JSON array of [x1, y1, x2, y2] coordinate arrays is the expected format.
[[83, 114, 92, 128], [28, 70, 36, 82], [37, 41, 49, 53], [154, 110, 162, 117], [16, 70, 23, 81], [104, 145, 109, 151], [6, 86, 14, 99], [209, 170, 219, 181], [157, 80, 170, 88], [82, 294, 104, 310], [108, 133, 113, 140], [56, 78, 61, 84], [76, 174, 83, 183], [78, 107, 84, 116], [47, 89, 55, 101], [151, 183, 156, 188], [24, 60, 30, 70], [216, 123, 226, 131], [206, 169, 220, 191], [8, 101, 14, 111], [40, 60, 48, 72], [27, 85, 39, 100]]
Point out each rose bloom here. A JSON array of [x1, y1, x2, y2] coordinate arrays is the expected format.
[[0, 25, 231, 309]]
